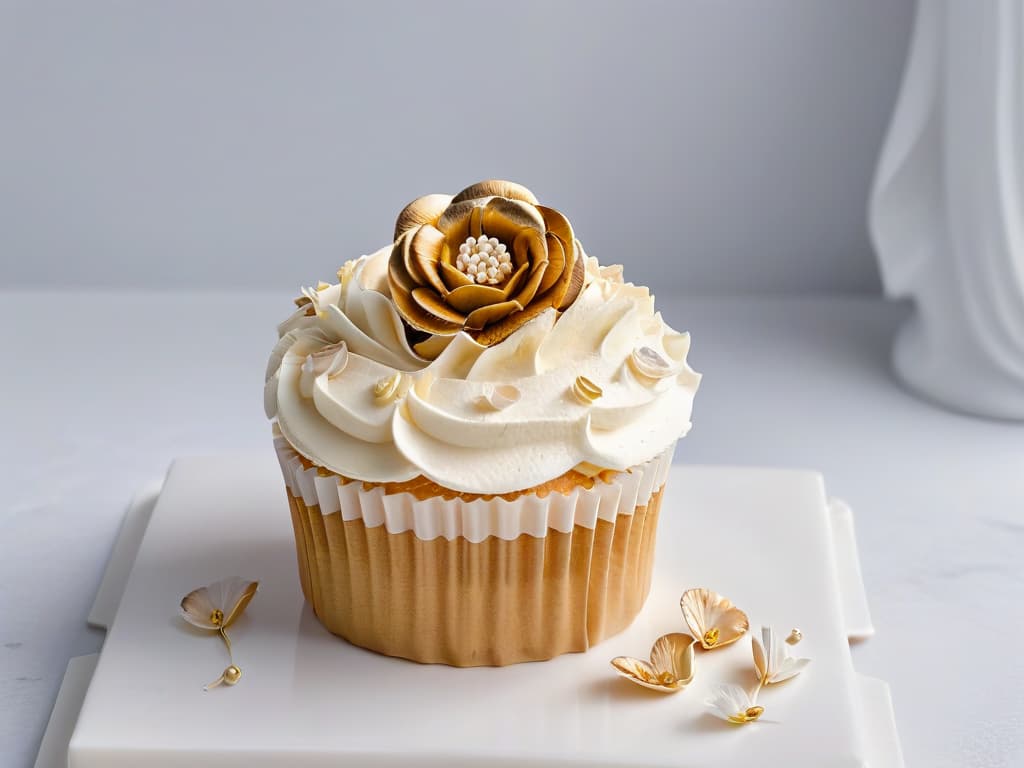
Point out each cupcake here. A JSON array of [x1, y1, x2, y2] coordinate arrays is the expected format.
[[265, 180, 700, 666]]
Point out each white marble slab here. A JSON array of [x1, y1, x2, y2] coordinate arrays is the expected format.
[[58, 457, 900, 767]]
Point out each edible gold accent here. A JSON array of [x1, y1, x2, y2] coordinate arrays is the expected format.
[[729, 706, 765, 725], [610, 633, 696, 693], [387, 180, 585, 345], [787, 628, 803, 645], [474, 383, 521, 412], [628, 345, 679, 382], [373, 372, 406, 404], [680, 588, 749, 650], [205, 664, 242, 690], [572, 375, 603, 404]]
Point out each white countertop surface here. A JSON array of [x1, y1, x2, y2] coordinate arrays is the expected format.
[[2, 291, 1022, 768]]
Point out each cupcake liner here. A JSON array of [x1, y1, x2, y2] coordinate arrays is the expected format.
[[275, 439, 674, 666]]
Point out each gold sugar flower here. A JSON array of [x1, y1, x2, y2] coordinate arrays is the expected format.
[[705, 683, 765, 725], [680, 588, 750, 650], [752, 626, 811, 686], [180, 577, 258, 633], [610, 633, 697, 693], [388, 180, 586, 347], [180, 577, 258, 690]]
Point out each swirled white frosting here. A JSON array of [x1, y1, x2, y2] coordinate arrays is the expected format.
[[265, 247, 700, 494]]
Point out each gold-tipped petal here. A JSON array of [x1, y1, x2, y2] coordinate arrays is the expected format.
[[389, 234, 420, 293], [438, 260, 475, 289], [391, 281, 463, 335], [537, 232, 566, 296], [464, 300, 523, 330], [436, 199, 476, 241], [410, 225, 448, 296], [410, 287, 468, 325], [649, 633, 697, 687], [394, 193, 453, 240], [680, 588, 750, 650], [509, 238, 549, 307], [222, 580, 259, 628], [445, 283, 511, 313], [452, 180, 538, 205], [180, 578, 259, 631], [554, 248, 585, 310], [538, 205, 574, 250], [610, 657, 685, 693], [469, 298, 554, 347], [498, 261, 530, 300], [482, 197, 546, 242], [468, 203, 485, 239]]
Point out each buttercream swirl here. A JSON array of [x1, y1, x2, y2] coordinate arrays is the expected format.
[[266, 243, 700, 495]]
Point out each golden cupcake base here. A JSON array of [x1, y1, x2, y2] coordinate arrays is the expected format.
[[286, 486, 664, 667]]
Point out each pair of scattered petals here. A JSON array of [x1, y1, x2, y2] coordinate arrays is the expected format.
[[752, 626, 811, 685], [680, 588, 749, 649], [705, 684, 765, 725], [610, 633, 696, 693], [180, 578, 259, 631]]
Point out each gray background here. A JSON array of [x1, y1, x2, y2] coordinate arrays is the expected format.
[[0, 0, 914, 294]]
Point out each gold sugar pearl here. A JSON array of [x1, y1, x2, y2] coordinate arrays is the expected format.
[[786, 628, 803, 645], [703, 628, 720, 648]]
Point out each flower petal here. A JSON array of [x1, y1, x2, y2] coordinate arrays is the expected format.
[[179, 578, 259, 631], [470, 298, 557, 347], [771, 657, 811, 684], [411, 287, 469, 326], [482, 197, 546, 244], [680, 588, 750, 650], [220, 579, 259, 628], [390, 279, 463, 335], [394, 193, 453, 240], [445, 283, 511, 313], [464, 300, 523, 330], [180, 586, 219, 630], [554, 246, 586, 310], [649, 633, 696, 686], [752, 633, 767, 683], [537, 231, 566, 296], [438, 261, 475, 289], [436, 200, 476, 242], [409, 224, 448, 296], [610, 656, 686, 693], [452, 180, 538, 205]]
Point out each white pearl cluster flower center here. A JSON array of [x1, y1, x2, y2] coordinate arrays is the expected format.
[[456, 235, 513, 285]]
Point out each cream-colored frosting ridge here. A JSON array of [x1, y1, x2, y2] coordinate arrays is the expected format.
[[265, 247, 700, 495]]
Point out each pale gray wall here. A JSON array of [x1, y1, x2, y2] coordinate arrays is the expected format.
[[0, 0, 914, 294]]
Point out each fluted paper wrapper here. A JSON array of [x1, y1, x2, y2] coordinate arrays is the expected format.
[[275, 439, 675, 666]]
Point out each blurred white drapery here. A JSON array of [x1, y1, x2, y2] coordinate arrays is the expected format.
[[870, 0, 1024, 419]]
